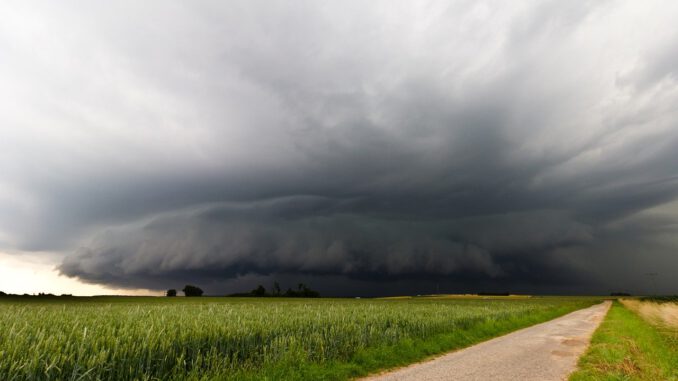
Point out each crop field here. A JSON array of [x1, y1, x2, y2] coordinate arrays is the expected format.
[[622, 298, 678, 332], [0, 296, 596, 380]]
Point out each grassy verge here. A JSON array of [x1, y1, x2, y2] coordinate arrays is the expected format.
[[242, 300, 594, 380], [570, 301, 678, 381]]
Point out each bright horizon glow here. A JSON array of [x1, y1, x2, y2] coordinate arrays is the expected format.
[[0, 251, 158, 296]]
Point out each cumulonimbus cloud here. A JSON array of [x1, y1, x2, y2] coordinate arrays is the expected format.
[[1, 1, 678, 294]]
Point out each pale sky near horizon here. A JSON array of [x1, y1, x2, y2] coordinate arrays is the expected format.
[[0, 252, 158, 295]]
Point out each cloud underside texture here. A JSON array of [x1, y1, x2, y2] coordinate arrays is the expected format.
[[2, 1, 678, 294]]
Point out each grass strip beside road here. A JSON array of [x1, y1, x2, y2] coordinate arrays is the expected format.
[[570, 301, 678, 381]]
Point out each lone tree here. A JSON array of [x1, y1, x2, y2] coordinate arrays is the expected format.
[[166, 289, 177, 297], [182, 285, 203, 297], [251, 285, 267, 297]]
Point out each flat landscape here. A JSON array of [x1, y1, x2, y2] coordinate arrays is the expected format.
[[0, 296, 596, 380], [2, 2, 677, 380]]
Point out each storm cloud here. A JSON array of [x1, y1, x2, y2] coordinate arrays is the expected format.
[[2, 1, 678, 295]]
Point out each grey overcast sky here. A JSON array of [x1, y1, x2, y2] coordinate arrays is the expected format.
[[1, 1, 678, 296]]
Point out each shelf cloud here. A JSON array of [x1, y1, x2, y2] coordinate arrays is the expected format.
[[2, 1, 678, 295]]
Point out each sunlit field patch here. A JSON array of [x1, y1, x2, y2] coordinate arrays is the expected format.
[[621, 298, 678, 331]]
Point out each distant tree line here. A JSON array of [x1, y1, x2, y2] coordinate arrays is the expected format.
[[166, 282, 320, 298], [0, 291, 73, 298], [229, 282, 320, 298]]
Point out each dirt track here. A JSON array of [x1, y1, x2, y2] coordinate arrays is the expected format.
[[362, 301, 611, 381]]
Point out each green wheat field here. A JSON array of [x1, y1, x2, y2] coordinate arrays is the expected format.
[[0, 296, 596, 380]]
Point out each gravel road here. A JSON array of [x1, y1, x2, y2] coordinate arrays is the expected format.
[[362, 301, 611, 381]]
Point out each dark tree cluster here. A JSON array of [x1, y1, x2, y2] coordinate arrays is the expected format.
[[477, 292, 510, 296], [182, 285, 203, 297], [165, 285, 203, 297], [230, 282, 320, 298]]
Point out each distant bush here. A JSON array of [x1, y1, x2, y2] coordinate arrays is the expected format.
[[182, 285, 203, 297], [166, 289, 177, 297]]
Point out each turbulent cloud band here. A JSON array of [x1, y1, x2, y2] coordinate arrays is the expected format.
[[1, 1, 678, 294]]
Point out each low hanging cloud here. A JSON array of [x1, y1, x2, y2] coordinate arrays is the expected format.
[[1, 1, 678, 294], [60, 199, 594, 291]]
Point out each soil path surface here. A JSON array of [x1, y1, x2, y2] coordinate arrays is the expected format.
[[362, 301, 611, 381]]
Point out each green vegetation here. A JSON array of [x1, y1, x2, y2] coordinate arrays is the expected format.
[[182, 285, 204, 297], [0, 296, 595, 380], [640, 295, 678, 303], [229, 283, 321, 298], [570, 301, 678, 381]]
